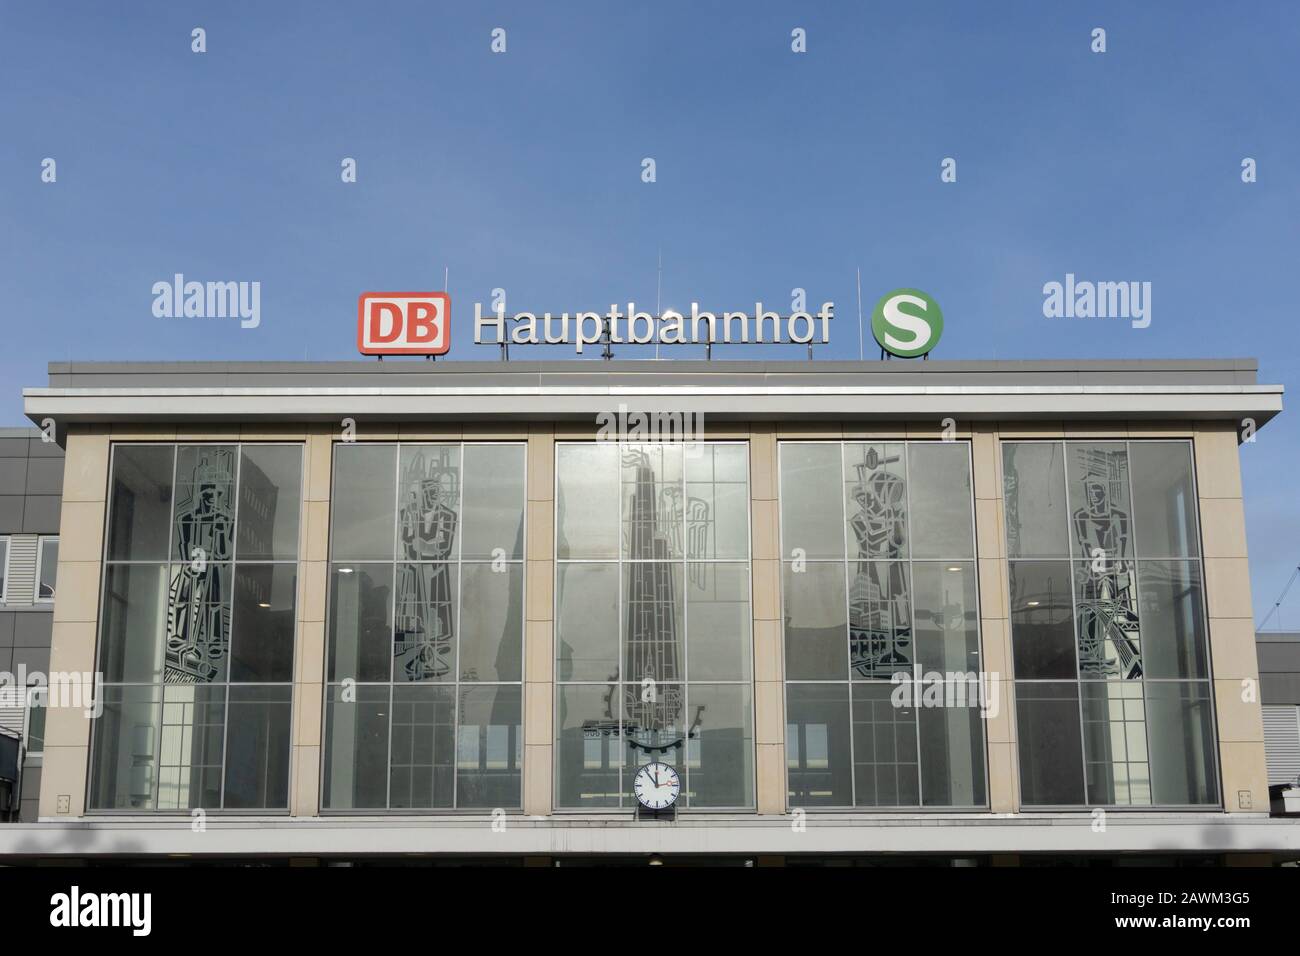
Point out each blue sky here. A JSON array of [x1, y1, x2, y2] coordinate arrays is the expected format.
[[2, 1, 1298, 621]]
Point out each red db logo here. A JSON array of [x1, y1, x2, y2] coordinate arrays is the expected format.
[[357, 292, 450, 355]]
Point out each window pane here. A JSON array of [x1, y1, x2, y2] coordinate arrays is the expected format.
[[622, 682, 684, 799], [38, 539, 58, 599], [684, 479, 749, 561], [323, 684, 390, 809], [1081, 682, 1151, 806], [622, 443, 684, 560], [99, 564, 169, 683], [327, 563, 392, 682], [398, 444, 461, 561], [89, 686, 161, 810], [1066, 442, 1132, 562], [236, 445, 302, 561], [555, 563, 620, 681], [1002, 442, 1068, 558], [623, 561, 684, 684], [223, 685, 291, 809], [172, 445, 237, 565], [686, 562, 751, 681], [107, 445, 175, 560], [1130, 442, 1198, 558], [394, 562, 457, 682], [1138, 560, 1208, 679], [685, 684, 753, 808], [786, 683, 852, 807], [783, 562, 848, 680], [1008, 561, 1077, 679], [1146, 681, 1218, 806], [461, 444, 525, 560], [330, 444, 397, 560], [456, 684, 522, 808], [157, 684, 225, 810], [918, 682, 987, 807], [779, 443, 845, 560], [165, 562, 232, 684], [1016, 681, 1085, 806], [913, 562, 979, 674], [1074, 559, 1142, 679], [849, 560, 911, 680], [907, 443, 973, 558], [229, 563, 296, 682], [0, 539, 6, 598], [844, 442, 908, 559], [852, 682, 919, 807], [556, 443, 619, 559], [458, 563, 523, 682], [556, 684, 621, 809], [389, 684, 455, 809]]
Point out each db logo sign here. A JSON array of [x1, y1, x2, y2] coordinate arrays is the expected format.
[[357, 292, 450, 355]]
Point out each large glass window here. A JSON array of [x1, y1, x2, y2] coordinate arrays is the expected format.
[[1003, 440, 1218, 807], [780, 441, 986, 809], [36, 536, 58, 601], [323, 443, 525, 810], [90, 443, 301, 811], [554, 442, 754, 810]]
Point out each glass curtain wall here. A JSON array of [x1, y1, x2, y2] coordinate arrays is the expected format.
[[1003, 440, 1218, 807], [779, 441, 987, 809], [90, 443, 302, 810], [322, 443, 525, 810], [554, 441, 754, 810]]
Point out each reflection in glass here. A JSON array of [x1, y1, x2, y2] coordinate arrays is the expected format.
[[236, 444, 302, 561], [106, 445, 175, 561], [157, 684, 225, 810], [1016, 682, 1085, 806], [223, 685, 291, 809], [852, 682, 919, 806], [556, 684, 621, 809], [457, 685, 522, 808], [779, 443, 845, 560], [1130, 442, 1198, 558], [323, 684, 390, 809], [919, 687, 987, 807], [327, 563, 392, 682], [461, 444, 525, 560], [912, 562, 979, 673], [389, 684, 454, 809], [1002, 442, 1068, 558], [1146, 681, 1218, 806], [783, 563, 848, 680], [907, 443, 973, 558], [843, 442, 908, 559], [685, 563, 751, 681], [330, 444, 396, 560], [1008, 561, 1077, 680], [458, 563, 523, 682], [1082, 681, 1151, 806], [556, 443, 620, 559], [623, 561, 684, 687], [786, 683, 852, 807], [622, 443, 685, 560], [555, 563, 620, 681], [1138, 561, 1208, 679], [89, 686, 161, 810], [685, 684, 753, 808], [100, 564, 170, 683], [229, 563, 296, 682]]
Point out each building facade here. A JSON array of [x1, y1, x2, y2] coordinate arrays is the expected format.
[[0, 428, 64, 822], [2, 357, 1295, 864]]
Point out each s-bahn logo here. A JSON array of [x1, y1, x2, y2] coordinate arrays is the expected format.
[[358, 292, 450, 355], [871, 288, 942, 358]]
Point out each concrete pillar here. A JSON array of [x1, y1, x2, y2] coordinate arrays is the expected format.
[[750, 424, 785, 814], [1195, 421, 1268, 813]]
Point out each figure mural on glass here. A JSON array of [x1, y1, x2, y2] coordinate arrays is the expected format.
[[395, 446, 459, 681]]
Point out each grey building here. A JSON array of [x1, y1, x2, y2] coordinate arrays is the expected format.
[[1258, 631, 1300, 788], [0, 427, 64, 821]]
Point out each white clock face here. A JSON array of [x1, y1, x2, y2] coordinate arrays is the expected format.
[[633, 762, 681, 810]]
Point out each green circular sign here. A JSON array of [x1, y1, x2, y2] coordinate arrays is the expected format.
[[871, 288, 943, 358]]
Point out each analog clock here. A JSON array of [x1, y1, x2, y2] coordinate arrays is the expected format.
[[633, 762, 681, 811]]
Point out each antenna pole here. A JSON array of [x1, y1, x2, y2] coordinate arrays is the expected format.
[[655, 248, 662, 361], [856, 267, 864, 361]]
